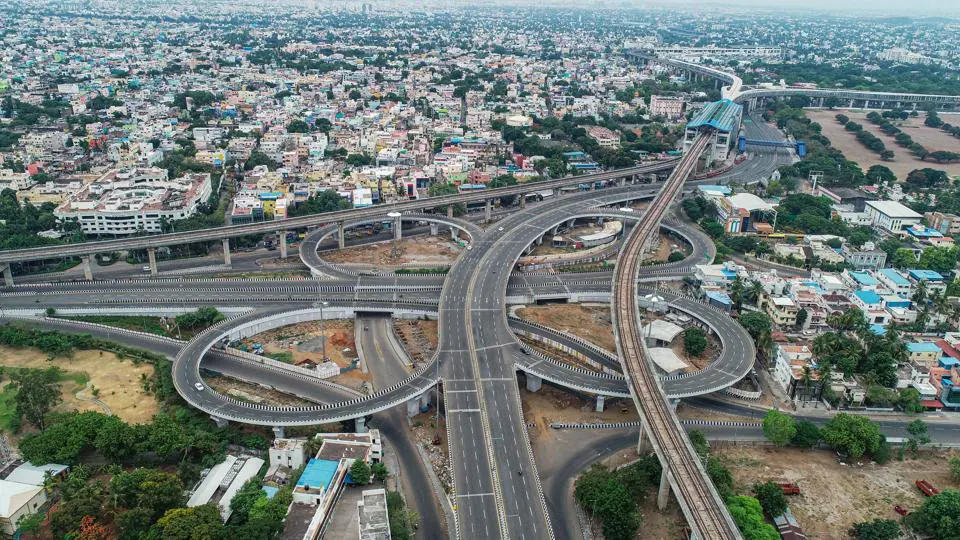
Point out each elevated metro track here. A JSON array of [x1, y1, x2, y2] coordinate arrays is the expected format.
[[0, 160, 677, 266], [612, 133, 743, 539]]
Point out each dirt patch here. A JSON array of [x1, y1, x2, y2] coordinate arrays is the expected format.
[[670, 331, 720, 372], [393, 319, 439, 365], [241, 320, 359, 369], [715, 445, 960, 539], [204, 375, 314, 407], [0, 346, 159, 425], [516, 304, 616, 354], [521, 384, 638, 443], [325, 236, 461, 267], [410, 412, 451, 493], [807, 110, 960, 178], [675, 401, 758, 423]]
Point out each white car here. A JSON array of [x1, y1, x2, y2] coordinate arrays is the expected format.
[[498, 226, 504, 232], [467, 245, 473, 251], [194, 382, 205, 391]]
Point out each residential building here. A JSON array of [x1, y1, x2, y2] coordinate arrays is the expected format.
[[907, 269, 947, 295], [876, 268, 912, 297], [187, 455, 266, 522], [841, 242, 886, 270], [270, 438, 308, 470], [907, 342, 943, 368], [927, 211, 960, 236], [358, 488, 391, 540], [586, 126, 621, 148], [864, 200, 922, 234], [54, 168, 212, 236], [0, 480, 46, 536], [760, 293, 799, 327], [649, 95, 686, 119]]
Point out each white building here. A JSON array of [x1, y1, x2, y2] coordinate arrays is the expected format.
[[649, 95, 687, 120], [54, 168, 212, 236], [270, 438, 308, 470], [358, 488, 391, 540], [0, 480, 46, 536], [865, 200, 922, 234]]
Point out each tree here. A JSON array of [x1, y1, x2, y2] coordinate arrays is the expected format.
[[683, 327, 708, 357], [701, 219, 725, 239], [574, 464, 640, 540], [820, 413, 884, 459], [350, 459, 372, 484], [154, 505, 225, 539], [753, 482, 788, 517], [345, 153, 372, 167], [288, 190, 351, 217], [727, 496, 780, 540], [372, 462, 389, 483], [907, 490, 960, 539], [950, 456, 960, 481], [899, 387, 924, 414], [850, 519, 900, 540], [866, 165, 897, 184], [762, 410, 796, 446], [243, 150, 280, 171], [739, 312, 773, 341], [795, 308, 808, 329], [880, 149, 895, 161], [286, 119, 310, 133], [791, 420, 821, 449], [9, 366, 63, 429], [906, 418, 930, 454]]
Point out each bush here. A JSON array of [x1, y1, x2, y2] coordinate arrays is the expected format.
[[683, 328, 708, 357], [821, 413, 884, 459], [762, 411, 797, 446], [753, 482, 788, 517], [791, 421, 820, 448], [850, 519, 900, 540], [907, 490, 960, 539], [727, 496, 780, 540], [574, 464, 641, 540]]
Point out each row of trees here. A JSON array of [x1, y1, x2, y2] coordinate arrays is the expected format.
[[837, 115, 893, 160]]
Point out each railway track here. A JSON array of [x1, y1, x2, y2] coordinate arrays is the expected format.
[[612, 133, 742, 539]]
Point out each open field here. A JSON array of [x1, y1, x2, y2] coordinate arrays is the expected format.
[[715, 444, 960, 539], [807, 110, 960, 178], [324, 235, 461, 267], [516, 304, 616, 353], [0, 345, 159, 428]]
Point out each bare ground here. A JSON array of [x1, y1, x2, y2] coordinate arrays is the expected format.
[[516, 304, 616, 354], [807, 110, 960, 178], [325, 236, 461, 267], [715, 445, 960, 539], [393, 319, 439, 366], [204, 374, 314, 407], [0, 346, 159, 424], [521, 384, 638, 438], [410, 412, 451, 493]]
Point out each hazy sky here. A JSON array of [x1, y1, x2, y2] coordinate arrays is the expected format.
[[643, 0, 960, 16]]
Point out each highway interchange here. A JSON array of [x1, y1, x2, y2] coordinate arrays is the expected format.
[[4, 57, 960, 538]]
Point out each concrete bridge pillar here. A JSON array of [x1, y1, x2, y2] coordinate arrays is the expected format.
[[356, 416, 367, 433], [392, 214, 402, 241], [338, 221, 346, 249], [210, 415, 229, 428], [551, 225, 559, 236], [637, 424, 651, 454], [147, 248, 158, 276], [520, 194, 527, 209], [447, 205, 454, 219], [526, 373, 542, 393], [222, 238, 232, 266], [450, 227, 459, 241], [566, 218, 575, 228], [419, 390, 432, 409], [484, 199, 492, 222], [536, 235, 544, 246], [272, 426, 285, 439], [406, 397, 420, 418], [1, 264, 12, 287], [430, 222, 439, 236], [82, 254, 94, 281], [657, 467, 671, 510], [279, 232, 288, 259], [595, 395, 606, 412], [849, 99, 856, 108], [619, 177, 626, 187]]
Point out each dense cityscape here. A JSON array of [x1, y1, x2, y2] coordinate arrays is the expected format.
[[0, 1, 960, 540]]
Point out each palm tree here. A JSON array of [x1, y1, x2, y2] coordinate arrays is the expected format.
[[756, 330, 775, 367], [731, 277, 745, 314], [800, 365, 814, 402], [746, 280, 765, 306], [816, 362, 832, 401], [912, 280, 928, 306]]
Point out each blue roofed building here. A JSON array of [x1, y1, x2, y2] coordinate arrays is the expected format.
[[907, 269, 947, 294], [876, 268, 912, 297], [907, 342, 943, 368], [683, 99, 743, 167]]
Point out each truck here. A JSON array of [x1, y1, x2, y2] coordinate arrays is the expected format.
[[779, 483, 801, 495], [916, 480, 940, 497]]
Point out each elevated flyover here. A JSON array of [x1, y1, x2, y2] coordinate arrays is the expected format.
[[611, 133, 742, 539]]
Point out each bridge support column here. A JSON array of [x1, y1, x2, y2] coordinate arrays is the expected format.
[[406, 398, 420, 418], [637, 424, 651, 454], [526, 373, 542, 393], [1, 264, 12, 287], [356, 416, 367, 434], [279, 232, 288, 259], [450, 227, 459, 241], [393, 215, 402, 241], [272, 426, 285, 439], [222, 238, 231, 266], [430, 222, 439, 236], [447, 205, 454, 218], [419, 391, 431, 410], [338, 221, 345, 249], [595, 395, 605, 412], [81, 254, 94, 281], [520, 194, 526, 209], [484, 199, 492, 223], [210, 415, 228, 428], [657, 467, 671, 510], [147, 248, 158, 276]]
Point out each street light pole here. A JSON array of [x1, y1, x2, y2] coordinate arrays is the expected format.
[[314, 277, 329, 363]]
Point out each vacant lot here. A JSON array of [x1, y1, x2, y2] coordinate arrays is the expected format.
[[325, 235, 461, 267], [715, 445, 959, 539], [516, 304, 616, 353], [0, 346, 159, 427], [807, 110, 960, 178]]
